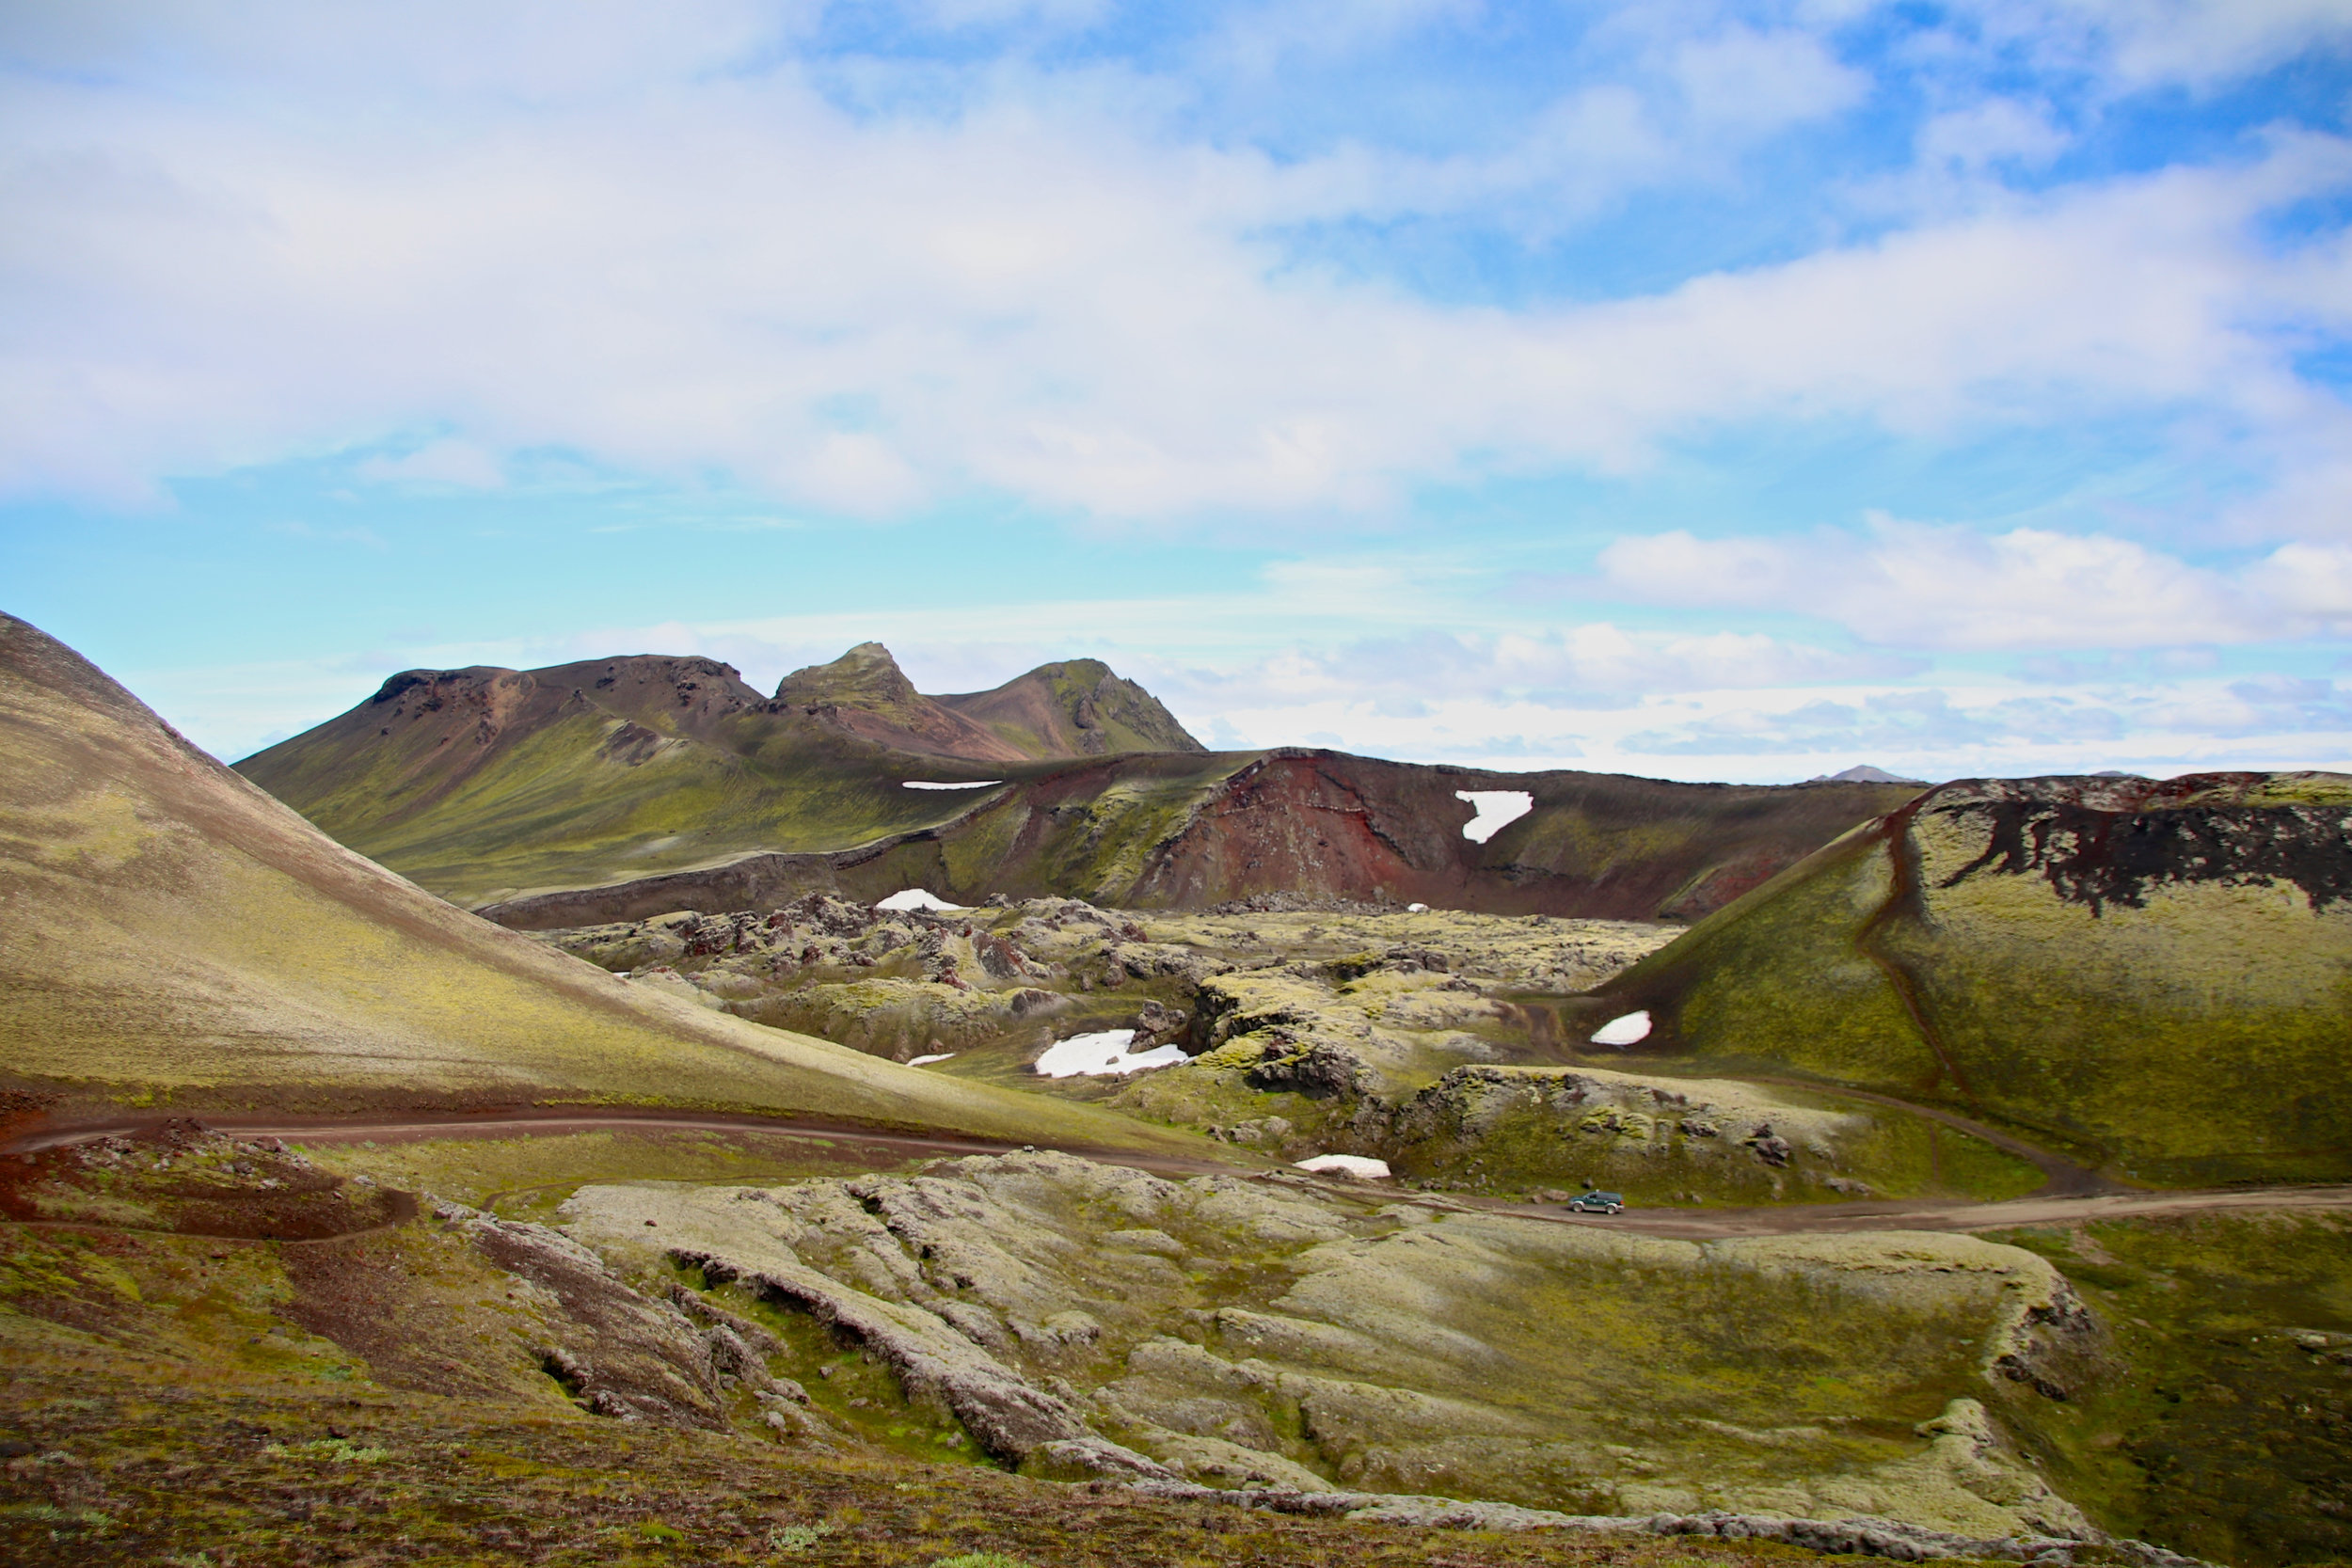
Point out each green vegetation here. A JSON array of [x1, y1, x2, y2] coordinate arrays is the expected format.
[[236, 644, 1213, 907], [1979, 1212, 2352, 1568], [572, 1151, 2097, 1536], [241, 679, 992, 905], [0, 1146, 1873, 1568], [1595, 779, 2352, 1184], [0, 612, 1216, 1162], [303, 1127, 931, 1225], [232, 630, 1911, 922], [1365, 1067, 2043, 1206]]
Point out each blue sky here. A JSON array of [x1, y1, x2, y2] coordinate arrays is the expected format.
[[6, 0, 2352, 782]]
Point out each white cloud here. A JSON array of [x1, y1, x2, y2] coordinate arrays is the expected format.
[[0, 7, 2344, 522], [1596, 517, 2352, 651], [1916, 99, 2071, 173], [355, 438, 506, 489], [1983, 0, 2352, 92]]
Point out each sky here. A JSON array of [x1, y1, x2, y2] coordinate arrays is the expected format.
[[5, 0, 2352, 784]]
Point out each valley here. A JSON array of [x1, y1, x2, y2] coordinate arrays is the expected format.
[[4, 611, 2349, 1567]]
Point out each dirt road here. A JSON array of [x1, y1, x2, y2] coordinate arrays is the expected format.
[[1470, 1180, 2352, 1238], [0, 1105, 1255, 1179], [9, 1103, 2348, 1240]]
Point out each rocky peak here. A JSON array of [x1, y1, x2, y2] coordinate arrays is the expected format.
[[773, 641, 921, 713], [1804, 764, 1928, 785], [936, 657, 1203, 755], [369, 666, 520, 705]]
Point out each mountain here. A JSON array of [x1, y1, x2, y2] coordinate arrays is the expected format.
[[0, 610, 1194, 1153], [234, 644, 1201, 905], [1805, 764, 1929, 784], [476, 749, 1923, 928], [771, 641, 1033, 763], [239, 640, 1918, 921], [935, 657, 1202, 757], [1571, 772, 2352, 1185]]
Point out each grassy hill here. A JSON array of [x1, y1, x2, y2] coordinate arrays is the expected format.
[[236, 639, 1915, 921], [1576, 773, 2352, 1185], [235, 644, 1210, 905], [0, 611, 1205, 1155], [477, 748, 1919, 930], [937, 657, 1201, 757]]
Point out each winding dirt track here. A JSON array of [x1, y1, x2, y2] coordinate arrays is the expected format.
[[8, 1103, 2351, 1240], [0, 1107, 1252, 1178]]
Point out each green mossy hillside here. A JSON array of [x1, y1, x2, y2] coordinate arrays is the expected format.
[[570, 1150, 2100, 1538], [1979, 1211, 2352, 1568], [242, 639, 1914, 923], [0, 613, 1213, 1159], [1589, 774, 2352, 1185]]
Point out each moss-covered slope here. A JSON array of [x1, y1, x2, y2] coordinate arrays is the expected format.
[[0, 612, 1207, 1154], [476, 749, 1917, 929], [936, 657, 1203, 757], [569, 1149, 2101, 1537], [234, 643, 1219, 904], [1584, 774, 2352, 1185]]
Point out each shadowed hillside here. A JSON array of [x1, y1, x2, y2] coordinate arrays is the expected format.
[[0, 611, 1201, 1154], [476, 749, 1920, 929], [1571, 773, 2352, 1185]]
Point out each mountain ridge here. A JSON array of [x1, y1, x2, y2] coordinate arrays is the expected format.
[[0, 610, 1200, 1155], [471, 747, 1924, 928]]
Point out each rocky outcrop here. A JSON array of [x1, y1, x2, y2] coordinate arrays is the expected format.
[[936, 658, 1204, 757], [675, 1243, 1169, 1480], [772, 642, 1037, 764], [560, 1151, 2119, 1542], [432, 1200, 737, 1428]]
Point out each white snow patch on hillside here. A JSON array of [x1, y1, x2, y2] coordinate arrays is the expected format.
[[907, 1053, 956, 1067], [1295, 1154, 1391, 1180], [1590, 1010, 1652, 1046], [1455, 790, 1534, 843], [903, 780, 1002, 790], [876, 888, 963, 911], [1034, 1029, 1188, 1078]]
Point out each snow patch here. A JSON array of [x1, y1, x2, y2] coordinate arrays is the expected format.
[[907, 1053, 956, 1067], [1295, 1154, 1391, 1180], [1455, 790, 1534, 844], [875, 889, 963, 912], [1590, 1010, 1652, 1046], [903, 780, 1003, 790], [1033, 1029, 1188, 1079], [1406, 902, 1429, 913]]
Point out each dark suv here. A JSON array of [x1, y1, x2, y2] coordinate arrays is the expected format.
[[1565, 1191, 1625, 1214]]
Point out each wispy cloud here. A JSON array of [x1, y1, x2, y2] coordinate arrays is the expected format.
[[3, 6, 2346, 526], [1594, 518, 2352, 652]]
